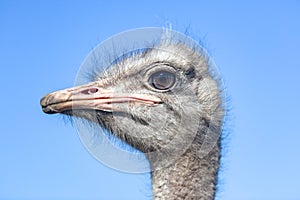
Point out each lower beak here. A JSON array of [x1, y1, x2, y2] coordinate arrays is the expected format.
[[40, 82, 161, 114]]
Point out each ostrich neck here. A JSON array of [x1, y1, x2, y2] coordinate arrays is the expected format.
[[150, 141, 221, 200]]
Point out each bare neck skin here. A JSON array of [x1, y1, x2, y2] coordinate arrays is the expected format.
[[150, 142, 221, 200]]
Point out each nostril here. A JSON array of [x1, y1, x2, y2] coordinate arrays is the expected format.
[[89, 88, 99, 94], [81, 88, 99, 95]]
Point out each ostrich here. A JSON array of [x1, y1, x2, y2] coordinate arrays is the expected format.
[[40, 30, 225, 200]]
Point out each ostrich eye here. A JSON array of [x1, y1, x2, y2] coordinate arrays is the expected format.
[[149, 70, 176, 90]]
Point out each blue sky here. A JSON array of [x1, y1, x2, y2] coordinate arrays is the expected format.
[[0, 1, 299, 200]]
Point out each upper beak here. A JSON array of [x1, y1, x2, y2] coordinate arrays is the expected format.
[[40, 82, 161, 114]]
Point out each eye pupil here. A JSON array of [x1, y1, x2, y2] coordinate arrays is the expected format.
[[149, 70, 176, 90]]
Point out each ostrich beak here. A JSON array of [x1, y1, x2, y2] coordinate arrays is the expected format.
[[40, 82, 161, 114]]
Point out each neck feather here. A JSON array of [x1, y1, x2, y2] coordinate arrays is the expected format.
[[150, 140, 221, 200]]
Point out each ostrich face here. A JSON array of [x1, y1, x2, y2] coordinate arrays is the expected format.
[[41, 44, 222, 154]]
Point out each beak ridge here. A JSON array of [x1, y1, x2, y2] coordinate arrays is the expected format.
[[40, 82, 161, 114]]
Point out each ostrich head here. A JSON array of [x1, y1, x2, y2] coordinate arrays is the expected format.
[[40, 30, 225, 199]]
